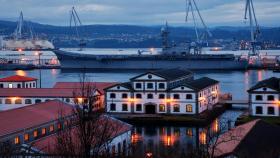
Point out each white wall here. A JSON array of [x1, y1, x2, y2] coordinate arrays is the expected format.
[[0, 81, 37, 88], [251, 104, 279, 116]]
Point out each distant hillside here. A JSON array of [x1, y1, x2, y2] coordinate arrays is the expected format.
[[0, 20, 280, 48]]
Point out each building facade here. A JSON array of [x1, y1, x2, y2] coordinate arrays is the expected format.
[[105, 69, 220, 115], [248, 77, 280, 117], [0, 75, 37, 88]]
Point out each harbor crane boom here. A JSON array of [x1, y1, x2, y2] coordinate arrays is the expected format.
[[244, 0, 260, 56], [70, 7, 86, 50]]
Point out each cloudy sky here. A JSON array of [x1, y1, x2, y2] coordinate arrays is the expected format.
[[0, 0, 279, 27]]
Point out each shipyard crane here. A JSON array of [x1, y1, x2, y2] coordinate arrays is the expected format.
[[70, 7, 86, 50], [185, 0, 212, 53], [244, 0, 260, 56], [14, 12, 24, 40]]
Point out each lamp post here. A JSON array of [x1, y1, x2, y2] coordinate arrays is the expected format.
[[35, 52, 43, 88]]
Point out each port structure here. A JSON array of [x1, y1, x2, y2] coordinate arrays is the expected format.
[[244, 0, 260, 57], [13, 11, 35, 40], [69, 6, 86, 51], [185, 0, 212, 54]]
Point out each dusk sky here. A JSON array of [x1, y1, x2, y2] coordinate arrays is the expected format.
[[0, 0, 279, 27]]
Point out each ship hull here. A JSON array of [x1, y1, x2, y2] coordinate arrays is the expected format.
[[53, 50, 248, 70]]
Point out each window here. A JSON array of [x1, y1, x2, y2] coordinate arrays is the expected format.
[[17, 84, 21, 88], [147, 94, 153, 99], [15, 99, 22, 104], [14, 137, 20, 144], [33, 83, 35, 87], [159, 94, 165, 99], [26, 84, 28, 88], [136, 94, 142, 99], [186, 128, 193, 136], [147, 83, 154, 89], [110, 93, 116, 99], [158, 83, 165, 89], [0, 84, 3, 88], [135, 83, 142, 89], [122, 93, 128, 99], [268, 107, 275, 115], [33, 130, 38, 138], [110, 103, 116, 111], [5, 99, 12, 104], [148, 75, 152, 79], [0, 99, 2, 104], [173, 104, 180, 112], [24, 134, 29, 141], [181, 87, 185, 90], [173, 94, 180, 99], [136, 104, 142, 111], [50, 125, 54, 132], [255, 95, 263, 101], [8, 83, 13, 88], [186, 104, 193, 112], [42, 128, 46, 135], [25, 99, 32, 104], [57, 123, 62, 130], [267, 95, 275, 101], [122, 104, 128, 111], [159, 104, 165, 112], [29, 83, 32, 88], [256, 106, 263, 114], [186, 94, 193, 99], [35, 99, 42, 103], [65, 98, 70, 103], [112, 145, 116, 155]]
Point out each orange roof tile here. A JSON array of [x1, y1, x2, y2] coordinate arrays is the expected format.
[[0, 75, 37, 82]]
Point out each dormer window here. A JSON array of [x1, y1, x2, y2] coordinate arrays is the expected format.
[[263, 88, 267, 91], [158, 83, 165, 89], [136, 83, 142, 89]]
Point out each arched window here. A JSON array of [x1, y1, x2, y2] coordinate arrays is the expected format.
[[256, 106, 263, 114], [173, 94, 180, 99], [136, 94, 142, 99], [35, 99, 42, 103], [25, 99, 32, 104], [267, 95, 275, 101], [110, 103, 116, 111], [267, 107, 275, 115], [136, 104, 142, 111], [159, 104, 165, 112], [158, 94, 165, 99], [158, 83, 165, 89], [186, 104, 192, 112], [186, 94, 193, 99], [122, 104, 128, 111], [15, 99, 22, 104], [255, 95, 263, 101], [147, 94, 153, 99], [5, 99, 12, 104], [122, 93, 128, 99], [173, 104, 180, 112], [147, 83, 154, 89], [110, 93, 116, 99]]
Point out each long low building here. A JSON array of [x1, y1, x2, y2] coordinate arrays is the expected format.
[[248, 77, 280, 117], [104, 69, 220, 115]]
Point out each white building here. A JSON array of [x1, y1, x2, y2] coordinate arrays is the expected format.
[[105, 69, 220, 115], [0, 75, 37, 88], [248, 77, 280, 117]]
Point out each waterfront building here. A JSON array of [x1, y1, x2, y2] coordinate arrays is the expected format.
[[105, 69, 220, 115], [248, 77, 280, 117], [213, 119, 280, 158], [0, 75, 37, 88], [0, 100, 132, 157]]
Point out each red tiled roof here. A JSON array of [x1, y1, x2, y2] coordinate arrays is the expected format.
[[0, 88, 101, 97], [53, 82, 118, 94], [0, 100, 73, 137], [32, 115, 131, 154], [0, 75, 37, 82]]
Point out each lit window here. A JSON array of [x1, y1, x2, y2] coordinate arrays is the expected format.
[[122, 93, 128, 99], [255, 95, 263, 101], [147, 94, 153, 99], [14, 137, 20, 144], [25, 99, 32, 104], [15, 99, 22, 104], [136, 94, 142, 99], [147, 83, 154, 89], [186, 94, 192, 99], [268, 107, 275, 115], [33, 130, 38, 138], [24, 134, 29, 141], [186, 129, 193, 136], [267, 95, 275, 101], [41, 128, 46, 135], [110, 93, 116, 99], [49, 125, 54, 132], [8, 83, 13, 88], [110, 103, 116, 111], [173, 104, 180, 112], [158, 83, 165, 89], [256, 106, 263, 114], [5, 99, 12, 104], [173, 94, 180, 99], [158, 94, 165, 99], [136, 104, 142, 111], [159, 104, 165, 112], [186, 104, 192, 112], [135, 83, 142, 89], [122, 104, 128, 111], [57, 123, 62, 130]]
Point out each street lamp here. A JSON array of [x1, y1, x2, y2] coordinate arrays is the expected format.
[[35, 51, 43, 88]]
